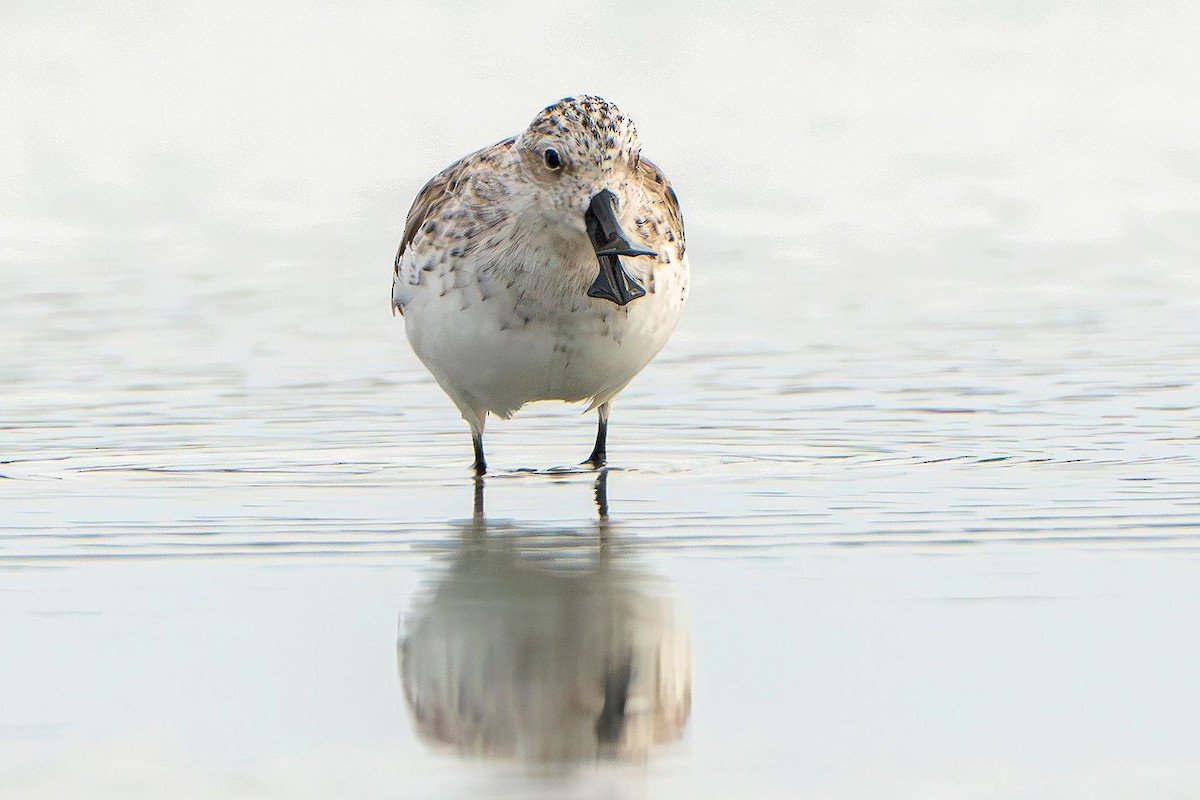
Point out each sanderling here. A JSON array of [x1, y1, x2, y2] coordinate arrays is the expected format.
[[392, 95, 689, 473]]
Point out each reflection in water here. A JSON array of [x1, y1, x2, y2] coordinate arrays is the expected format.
[[398, 473, 692, 763]]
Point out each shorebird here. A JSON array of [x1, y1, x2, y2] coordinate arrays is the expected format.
[[392, 95, 688, 473]]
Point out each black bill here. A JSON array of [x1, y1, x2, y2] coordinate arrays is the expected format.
[[584, 189, 655, 306]]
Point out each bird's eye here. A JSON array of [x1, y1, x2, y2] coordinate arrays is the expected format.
[[543, 148, 562, 170]]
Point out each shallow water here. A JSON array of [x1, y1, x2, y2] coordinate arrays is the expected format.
[[4, 3, 1200, 798]]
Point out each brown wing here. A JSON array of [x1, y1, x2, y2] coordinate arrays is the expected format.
[[638, 156, 686, 256], [391, 137, 519, 316], [391, 164, 466, 316], [394, 162, 466, 274], [393, 137, 518, 274]]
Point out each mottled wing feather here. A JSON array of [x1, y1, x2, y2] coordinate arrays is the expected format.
[[638, 157, 685, 254], [394, 164, 463, 269], [392, 138, 517, 314]]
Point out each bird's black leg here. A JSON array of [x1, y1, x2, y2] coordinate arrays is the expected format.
[[585, 402, 610, 469], [471, 429, 487, 475]]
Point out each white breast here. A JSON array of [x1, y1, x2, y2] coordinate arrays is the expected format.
[[398, 242, 688, 427]]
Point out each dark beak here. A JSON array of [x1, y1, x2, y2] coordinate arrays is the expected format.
[[584, 189, 655, 306]]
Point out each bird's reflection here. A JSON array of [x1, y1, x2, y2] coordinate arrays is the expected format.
[[398, 471, 692, 764]]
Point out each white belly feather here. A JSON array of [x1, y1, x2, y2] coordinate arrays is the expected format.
[[398, 246, 687, 428]]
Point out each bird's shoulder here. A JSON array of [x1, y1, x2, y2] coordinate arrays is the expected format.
[[391, 137, 519, 314], [636, 157, 686, 258], [394, 136, 518, 267]]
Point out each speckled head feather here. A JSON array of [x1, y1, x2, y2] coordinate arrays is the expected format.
[[519, 96, 641, 174]]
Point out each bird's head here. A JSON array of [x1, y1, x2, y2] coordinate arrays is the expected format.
[[517, 96, 655, 306]]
